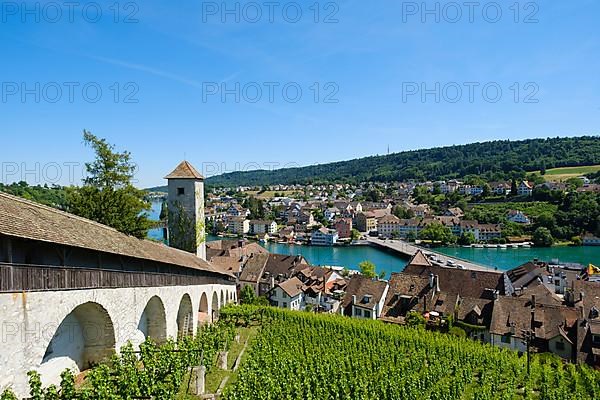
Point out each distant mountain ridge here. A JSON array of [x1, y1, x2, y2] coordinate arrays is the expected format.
[[148, 136, 600, 189]]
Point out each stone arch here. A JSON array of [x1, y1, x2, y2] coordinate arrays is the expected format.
[[211, 291, 220, 321], [176, 294, 194, 338], [199, 292, 209, 313], [138, 296, 167, 343], [40, 302, 115, 375], [212, 291, 219, 311], [198, 292, 210, 326]]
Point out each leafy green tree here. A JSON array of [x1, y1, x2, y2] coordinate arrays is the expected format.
[[66, 131, 152, 238], [393, 205, 414, 219], [405, 311, 426, 329], [159, 200, 168, 221], [449, 326, 467, 338], [351, 229, 361, 240], [534, 213, 557, 232], [566, 177, 584, 190], [364, 189, 383, 202], [359, 261, 378, 278], [511, 179, 518, 196], [420, 222, 455, 245], [532, 227, 554, 247], [240, 285, 257, 305], [457, 232, 476, 245], [0, 389, 18, 400], [243, 197, 265, 219]]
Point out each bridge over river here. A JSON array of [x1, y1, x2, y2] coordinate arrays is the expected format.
[[366, 237, 496, 272]]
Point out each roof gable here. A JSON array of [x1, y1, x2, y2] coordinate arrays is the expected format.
[[164, 160, 204, 180]]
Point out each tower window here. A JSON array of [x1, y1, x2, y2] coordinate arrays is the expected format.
[[177, 187, 185, 196]]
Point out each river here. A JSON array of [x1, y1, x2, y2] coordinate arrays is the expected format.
[[147, 201, 600, 275]]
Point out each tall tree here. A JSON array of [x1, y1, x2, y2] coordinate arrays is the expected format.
[[67, 131, 152, 238]]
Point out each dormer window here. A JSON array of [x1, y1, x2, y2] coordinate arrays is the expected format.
[[177, 187, 185, 196], [362, 295, 372, 304], [591, 306, 600, 320]]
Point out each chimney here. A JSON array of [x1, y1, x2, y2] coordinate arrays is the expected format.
[[270, 276, 275, 289], [435, 275, 440, 293], [352, 295, 357, 305], [429, 272, 435, 288]]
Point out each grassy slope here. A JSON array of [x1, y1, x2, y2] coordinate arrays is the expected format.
[[539, 164, 600, 181]]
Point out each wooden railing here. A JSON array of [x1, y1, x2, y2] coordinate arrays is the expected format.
[[0, 263, 231, 293]]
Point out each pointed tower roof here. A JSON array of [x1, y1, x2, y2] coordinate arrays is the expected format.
[[164, 161, 204, 180], [408, 250, 432, 267]]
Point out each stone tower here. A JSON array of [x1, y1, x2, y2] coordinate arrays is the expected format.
[[165, 161, 206, 260]]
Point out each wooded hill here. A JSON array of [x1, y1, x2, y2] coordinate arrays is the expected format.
[[205, 136, 600, 187]]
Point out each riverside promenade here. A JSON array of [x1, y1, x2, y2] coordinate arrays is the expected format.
[[366, 237, 496, 272]]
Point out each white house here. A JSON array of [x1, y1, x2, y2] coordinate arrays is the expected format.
[[517, 181, 533, 196], [269, 277, 305, 310], [228, 217, 250, 235], [378, 214, 401, 238], [311, 228, 339, 246], [342, 275, 389, 320], [507, 210, 531, 224], [249, 220, 278, 235]]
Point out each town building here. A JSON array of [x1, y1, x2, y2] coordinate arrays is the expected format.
[[249, 220, 278, 235], [517, 181, 534, 196], [311, 228, 339, 246], [269, 277, 305, 310], [355, 211, 378, 233], [334, 217, 353, 239], [507, 210, 531, 224], [583, 233, 600, 246], [342, 275, 389, 320], [228, 217, 250, 235]]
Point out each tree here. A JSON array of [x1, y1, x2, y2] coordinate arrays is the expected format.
[[66, 131, 151, 238], [457, 232, 476, 245], [393, 205, 414, 219], [420, 222, 455, 245], [511, 179, 518, 196], [364, 189, 383, 202], [240, 285, 257, 305], [351, 229, 361, 240], [532, 227, 554, 247], [159, 200, 168, 221], [359, 261, 378, 278], [405, 311, 426, 329]]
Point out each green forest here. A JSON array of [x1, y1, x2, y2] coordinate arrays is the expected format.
[[0, 182, 67, 208], [206, 136, 600, 186]]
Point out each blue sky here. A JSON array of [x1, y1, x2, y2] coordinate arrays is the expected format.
[[1, 0, 599, 188]]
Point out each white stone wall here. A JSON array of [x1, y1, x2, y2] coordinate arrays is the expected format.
[[0, 283, 235, 397]]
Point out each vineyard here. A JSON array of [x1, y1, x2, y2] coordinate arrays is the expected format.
[[221, 306, 600, 400], [3, 306, 600, 400]]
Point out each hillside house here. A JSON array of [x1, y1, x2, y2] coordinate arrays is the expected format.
[[342, 275, 389, 320]]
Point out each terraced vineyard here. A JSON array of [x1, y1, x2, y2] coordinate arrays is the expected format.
[[222, 307, 600, 400]]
